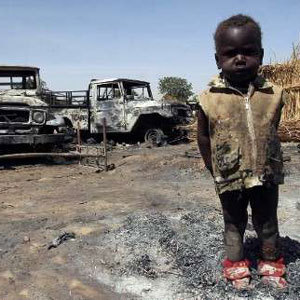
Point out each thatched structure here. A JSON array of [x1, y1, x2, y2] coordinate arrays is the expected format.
[[261, 44, 300, 141]]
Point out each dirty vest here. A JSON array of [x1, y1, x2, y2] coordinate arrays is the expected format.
[[199, 75, 285, 194]]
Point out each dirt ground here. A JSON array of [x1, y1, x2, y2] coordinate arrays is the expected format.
[[0, 142, 299, 300]]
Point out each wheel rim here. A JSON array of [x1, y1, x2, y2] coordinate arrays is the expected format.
[[144, 128, 164, 145]]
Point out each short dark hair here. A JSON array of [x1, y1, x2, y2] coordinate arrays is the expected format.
[[214, 14, 262, 50]]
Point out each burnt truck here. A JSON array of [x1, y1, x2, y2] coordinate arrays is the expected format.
[[0, 65, 70, 149], [43, 78, 193, 144]]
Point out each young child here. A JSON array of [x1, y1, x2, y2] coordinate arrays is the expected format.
[[197, 14, 287, 289]]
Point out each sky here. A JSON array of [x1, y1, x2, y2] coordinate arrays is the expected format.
[[0, 0, 299, 97]]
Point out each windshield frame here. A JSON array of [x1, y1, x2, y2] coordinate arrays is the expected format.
[[0, 70, 38, 91], [122, 81, 153, 101]]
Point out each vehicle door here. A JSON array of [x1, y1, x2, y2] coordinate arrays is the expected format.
[[95, 82, 126, 132], [122, 81, 153, 130]]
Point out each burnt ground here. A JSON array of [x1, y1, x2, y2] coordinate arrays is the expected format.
[[0, 143, 299, 300]]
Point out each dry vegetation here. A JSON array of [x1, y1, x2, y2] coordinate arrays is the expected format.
[[261, 43, 300, 141]]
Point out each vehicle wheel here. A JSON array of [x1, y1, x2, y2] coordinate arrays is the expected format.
[[144, 128, 166, 146]]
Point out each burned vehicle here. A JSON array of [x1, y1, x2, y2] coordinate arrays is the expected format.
[[0, 66, 69, 150], [44, 78, 193, 144]]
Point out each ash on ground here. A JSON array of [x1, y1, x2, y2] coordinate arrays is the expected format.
[[78, 208, 300, 300]]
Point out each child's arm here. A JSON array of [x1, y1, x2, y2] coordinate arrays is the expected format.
[[197, 107, 213, 175]]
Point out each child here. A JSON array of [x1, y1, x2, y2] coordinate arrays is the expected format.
[[197, 14, 287, 289]]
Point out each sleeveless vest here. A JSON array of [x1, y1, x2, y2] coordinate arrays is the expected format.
[[199, 75, 285, 194]]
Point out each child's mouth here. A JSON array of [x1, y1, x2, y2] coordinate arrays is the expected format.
[[235, 66, 248, 71], [233, 68, 250, 75]]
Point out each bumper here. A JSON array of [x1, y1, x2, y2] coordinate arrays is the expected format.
[[0, 134, 72, 145]]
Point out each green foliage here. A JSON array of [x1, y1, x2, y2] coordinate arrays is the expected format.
[[158, 76, 193, 102]]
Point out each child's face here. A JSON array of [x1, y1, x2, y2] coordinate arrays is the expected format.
[[215, 25, 263, 87]]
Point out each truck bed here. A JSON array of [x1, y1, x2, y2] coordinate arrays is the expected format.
[[42, 90, 89, 108]]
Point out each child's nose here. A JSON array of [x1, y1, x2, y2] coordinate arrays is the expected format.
[[235, 54, 246, 65]]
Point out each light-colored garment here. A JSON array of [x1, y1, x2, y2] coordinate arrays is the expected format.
[[199, 75, 286, 194]]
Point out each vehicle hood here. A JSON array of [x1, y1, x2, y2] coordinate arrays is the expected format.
[[128, 99, 170, 110], [128, 99, 191, 111], [0, 90, 47, 106]]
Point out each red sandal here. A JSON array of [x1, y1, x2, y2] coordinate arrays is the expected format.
[[223, 258, 251, 290], [257, 257, 287, 289]]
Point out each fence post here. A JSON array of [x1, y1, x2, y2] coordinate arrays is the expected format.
[[102, 118, 108, 171], [77, 121, 81, 153]]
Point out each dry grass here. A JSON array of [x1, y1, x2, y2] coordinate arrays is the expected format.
[[278, 120, 300, 142], [261, 43, 300, 129]]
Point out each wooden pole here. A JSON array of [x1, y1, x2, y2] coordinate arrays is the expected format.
[[77, 121, 81, 153], [102, 118, 108, 171]]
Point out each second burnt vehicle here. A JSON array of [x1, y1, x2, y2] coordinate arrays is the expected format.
[[43, 78, 193, 144], [0, 65, 70, 152]]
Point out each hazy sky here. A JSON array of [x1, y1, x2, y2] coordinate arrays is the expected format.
[[0, 0, 299, 96]]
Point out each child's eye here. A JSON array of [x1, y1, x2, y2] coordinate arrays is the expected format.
[[224, 50, 237, 57], [243, 49, 260, 56]]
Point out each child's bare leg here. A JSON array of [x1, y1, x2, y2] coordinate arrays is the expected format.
[[249, 185, 286, 288], [249, 185, 279, 260], [219, 190, 251, 289], [219, 190, 249, 261]]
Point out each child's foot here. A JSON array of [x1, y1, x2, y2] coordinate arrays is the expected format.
[[261, 275, 287, 289], [257, 257, 287, 289], [223, 258, 251, 290]]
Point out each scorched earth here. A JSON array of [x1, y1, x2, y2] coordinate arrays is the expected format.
[[0, 143, 299, 300]]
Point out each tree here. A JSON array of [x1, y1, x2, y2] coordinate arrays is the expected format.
[[41, 79, 49, 91], [158, 76, 193, 103]]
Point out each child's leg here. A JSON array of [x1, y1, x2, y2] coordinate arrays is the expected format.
[[219, 190, 249, 261], [249, 185, 286, 288], [249, 185, 279, 260]]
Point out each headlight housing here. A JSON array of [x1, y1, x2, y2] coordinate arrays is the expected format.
[[32, 111, 46, 124]]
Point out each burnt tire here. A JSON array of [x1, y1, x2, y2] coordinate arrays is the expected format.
[[144, 128, 166, 146]]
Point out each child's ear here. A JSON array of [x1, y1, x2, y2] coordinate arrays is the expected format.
[[260, 48, 264, 65], [215, 53, 221, 69]]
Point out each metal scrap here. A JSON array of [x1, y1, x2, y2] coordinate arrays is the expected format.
[[48, 232, 76, 250]]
